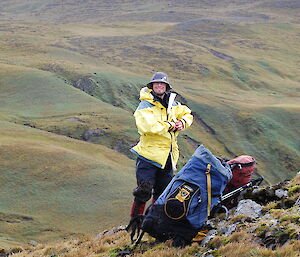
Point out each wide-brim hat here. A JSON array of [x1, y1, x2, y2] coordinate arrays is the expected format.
[[147, 72, 172, 90]]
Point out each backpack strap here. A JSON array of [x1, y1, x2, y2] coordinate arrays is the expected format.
[[206, 164, 212, 217], [231, 161, 256, 169]]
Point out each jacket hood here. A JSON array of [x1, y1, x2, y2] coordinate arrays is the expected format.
[[139, 87, 155, 102], [139, 87, 177, 109]]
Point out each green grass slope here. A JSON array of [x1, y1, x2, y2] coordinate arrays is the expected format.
[[187, 98, 300, 183], [0, 0, 299, 249], [0, 64, 121, 118], [0, 121, 135, 246], [0, 63, 138, 247], [0, 63, 139, 156]]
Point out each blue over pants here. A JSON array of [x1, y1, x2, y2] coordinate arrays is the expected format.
[[134, 155, 174, 202]]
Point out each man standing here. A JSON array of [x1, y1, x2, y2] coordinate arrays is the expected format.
[[130, 72, 193, 219]]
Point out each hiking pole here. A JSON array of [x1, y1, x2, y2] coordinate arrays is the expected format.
[[212, 176, 264, 220], [221, 176, 264, 201]]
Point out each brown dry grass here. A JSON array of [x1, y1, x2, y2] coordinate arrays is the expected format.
[[10, 228, 300, 257]]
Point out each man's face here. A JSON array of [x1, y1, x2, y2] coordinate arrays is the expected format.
[[152, 82, 167, 96]]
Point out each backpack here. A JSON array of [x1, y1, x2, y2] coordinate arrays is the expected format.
[[225, 155, 256, 191], [141, 145, 232, 246], [222, 155, 256, 208]]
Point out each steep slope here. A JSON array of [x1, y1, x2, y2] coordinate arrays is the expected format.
[[6, 174, 300, 257], [0, 63, 124, 117], [0, 63, 139, 156], [0, 121, 135, 247], [0, 64, 137, 246], [0, 0, 299, 249]]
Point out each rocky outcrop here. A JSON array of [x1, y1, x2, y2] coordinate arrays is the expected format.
[[201, 174, 300, 251], [234, 199, 262, 218], [82, 128, 107, 142]]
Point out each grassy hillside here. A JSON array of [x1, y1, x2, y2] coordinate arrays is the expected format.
[[0, 63, 140, 155], [0, 0, 299, 248], [0, 63, 138, 246], [0, 121, 135, 247]]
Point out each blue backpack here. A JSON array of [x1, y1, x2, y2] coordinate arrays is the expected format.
[[141, 145, 232, 246]]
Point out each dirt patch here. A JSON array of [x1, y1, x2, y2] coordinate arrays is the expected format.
[[193, 113, 216, 135], [0, 212, 33, 224], [209, 49, 234, 61], [182, 134, 200, 148]]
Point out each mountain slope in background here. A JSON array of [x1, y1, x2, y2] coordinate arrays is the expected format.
[[0, 120, 135, 248], [0, 0, 299, 248]]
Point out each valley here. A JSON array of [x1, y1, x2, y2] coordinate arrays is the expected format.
[[0, 0, 299, 247]]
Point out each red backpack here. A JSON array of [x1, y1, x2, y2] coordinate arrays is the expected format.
[[225, 155, 256, 191]]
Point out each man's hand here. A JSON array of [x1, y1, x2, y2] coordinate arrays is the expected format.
[[174, 120, 184, 131]]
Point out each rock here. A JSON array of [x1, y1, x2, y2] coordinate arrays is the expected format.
[[200, 229, 217, 246], [291, 206, 300, 214], [73, 77, 96, 95], [94, 225, 126, 240], [275, 189, 288, 199], [29, 240, 39, 246], [201, 252, 214, 257], [82, 129, 106, 141], [261, 213, 271, 219], [234, 199, 262, 218], [220, 224, 237, 236], [67, 117, 85, 123], [259, 214, 279, 229], [261, 227, 291, 249]]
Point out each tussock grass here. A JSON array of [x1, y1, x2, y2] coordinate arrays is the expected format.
[[10, 228, 300, 257]]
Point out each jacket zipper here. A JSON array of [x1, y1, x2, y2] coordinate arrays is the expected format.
[[166, 108, 174, 168]]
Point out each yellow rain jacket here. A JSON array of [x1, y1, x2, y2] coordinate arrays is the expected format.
[[131, 87, 193, 169]]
